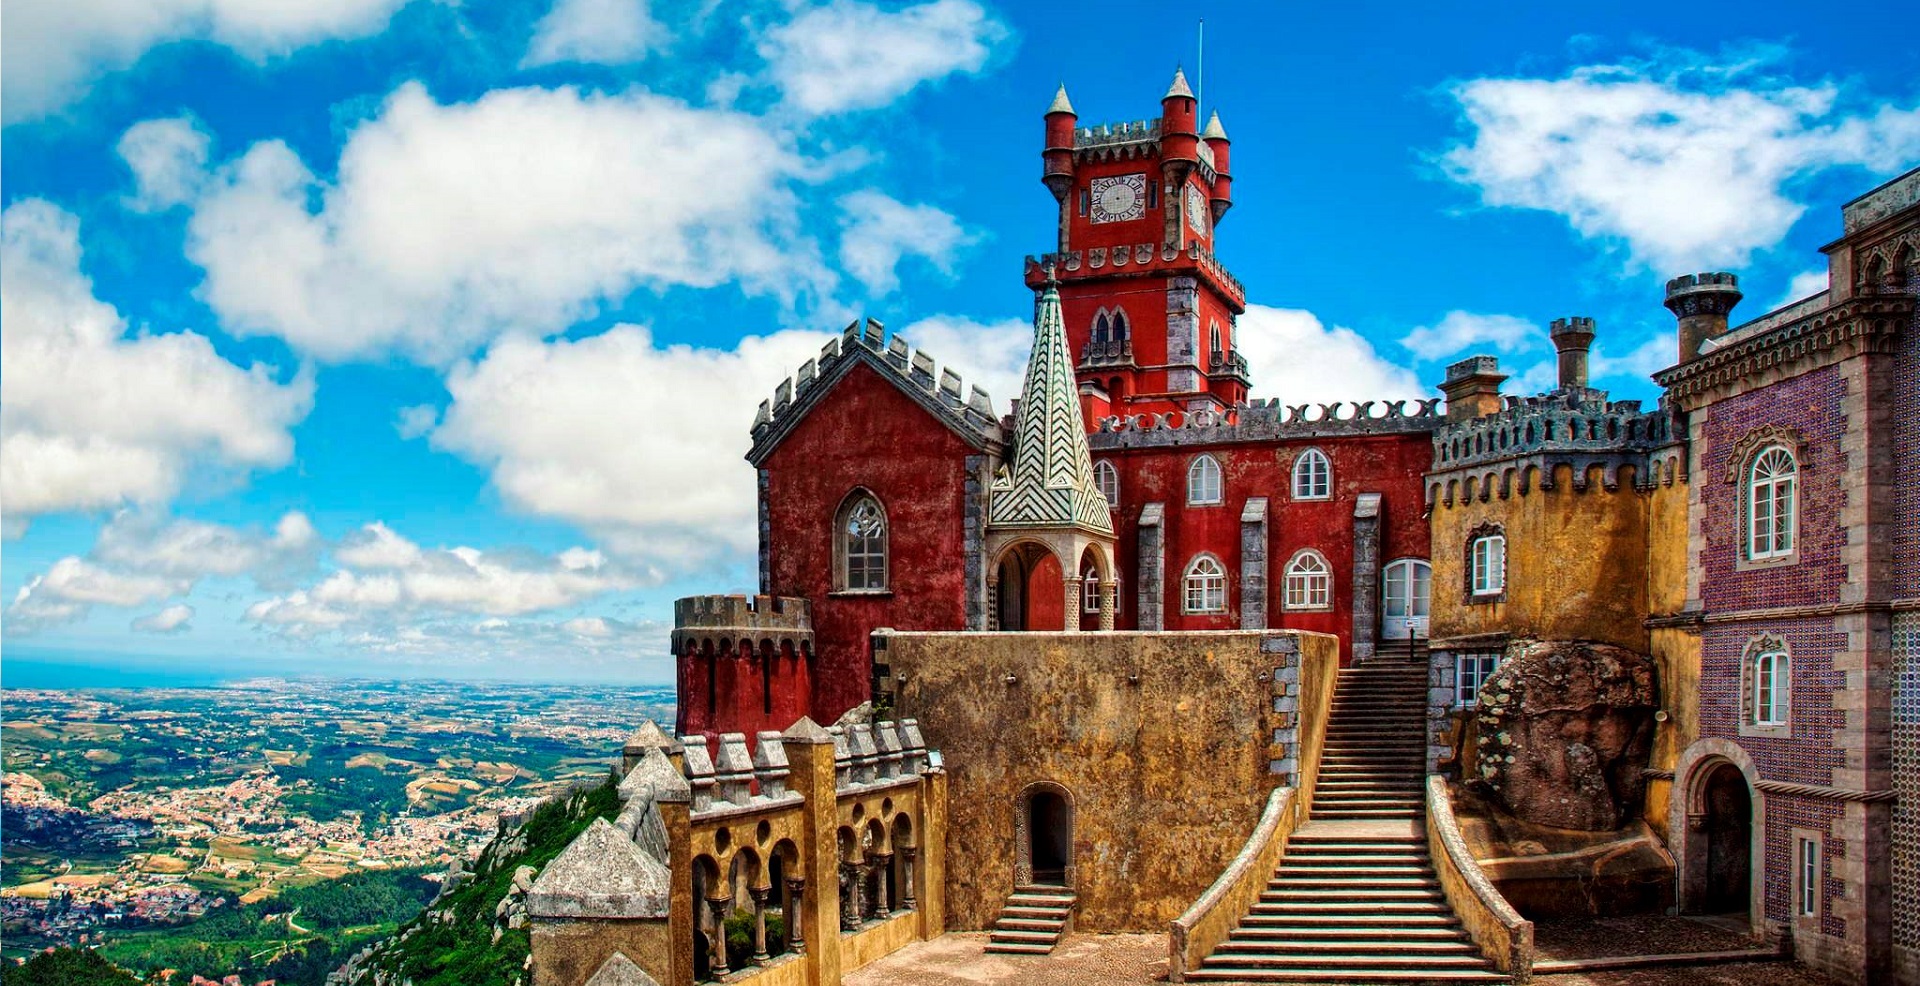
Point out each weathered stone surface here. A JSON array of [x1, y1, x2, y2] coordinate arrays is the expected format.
[[584, 952, 660, 986], [1473, 640, 1657, 831], [526, 818, 671, 919], [1452, 784, 1674, 917]]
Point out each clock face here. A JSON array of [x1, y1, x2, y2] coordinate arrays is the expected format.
[[1185, 183, 1210, 234], [1090, 173, 1146, 224]]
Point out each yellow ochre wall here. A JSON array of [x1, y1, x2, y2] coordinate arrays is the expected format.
[[1642, 466, 1697, 842]]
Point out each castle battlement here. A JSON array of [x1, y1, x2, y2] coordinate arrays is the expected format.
[[1086, 397, 1444, 451], [670, 594, 813, 657], [1023, 242, 1244, 305], [1425, 388, 1681, 505]]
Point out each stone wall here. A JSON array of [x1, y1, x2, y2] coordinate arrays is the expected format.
[[875, 629, 1338, 931]]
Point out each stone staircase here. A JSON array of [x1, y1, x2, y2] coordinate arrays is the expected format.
[[1190, 658, 1504, 984], [984, 885, 1075, 954]]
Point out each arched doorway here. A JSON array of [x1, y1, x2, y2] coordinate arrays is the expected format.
[[995, 543, 1065, 631], [1016, 784, 1074, 887], [1382, 558, 1431, 640], [1696, 763, 1752, 916]]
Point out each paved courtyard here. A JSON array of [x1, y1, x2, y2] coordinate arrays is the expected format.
[[843, 932, 1842, 986]]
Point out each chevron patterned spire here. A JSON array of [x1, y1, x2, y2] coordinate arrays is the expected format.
[[988, 279, 1113, 534]]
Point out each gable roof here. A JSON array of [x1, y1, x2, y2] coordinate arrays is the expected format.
[[747, 318, 1005, 466]]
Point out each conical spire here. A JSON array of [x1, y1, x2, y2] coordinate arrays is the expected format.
[[1203, 110, 1228, 139], [1164, 67, 1194, 100], [1047, 83, 1076, 115], [988, 278, 1113, 535]]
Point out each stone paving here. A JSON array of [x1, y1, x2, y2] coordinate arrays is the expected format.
[[843, 932, 1843, 986]]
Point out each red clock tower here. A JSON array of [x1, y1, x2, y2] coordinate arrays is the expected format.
[[1025, 69, 1248, 423]]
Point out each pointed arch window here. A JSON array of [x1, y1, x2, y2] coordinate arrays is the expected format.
[[1292, 448, 1332, 500], [1183, 555, 1227, 614], [1283, 550, 1332, 610], [1093, 460, 1120, 508], [836, 493, 888, 591], [1747, 446, 1797, 561], [1092, 312, 1112, 345], [1110, 309, 1129, 342], [1187, 454, 1223, 505]]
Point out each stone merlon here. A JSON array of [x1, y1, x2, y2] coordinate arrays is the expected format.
[[526, 818, 671, 920]]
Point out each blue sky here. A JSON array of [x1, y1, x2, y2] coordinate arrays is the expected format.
[[4, 0, 1916, 684]]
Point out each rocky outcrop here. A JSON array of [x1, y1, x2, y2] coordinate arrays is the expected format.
[[1472, 640, 1656, 832]]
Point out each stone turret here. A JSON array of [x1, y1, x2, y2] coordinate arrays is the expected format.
[[1550, 317, 1596, 391], [1042, 84, 1077, 206], [1438, 355, 1507, 422], [1664, 272, 1742, 362], [1203, 110, 1232, 224]]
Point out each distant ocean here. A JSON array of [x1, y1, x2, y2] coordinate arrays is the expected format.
[[2, 656, 239, 692]]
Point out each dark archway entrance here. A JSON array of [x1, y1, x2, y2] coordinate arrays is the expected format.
[[1026, 790, 1071, 886], [1697, 763, 1752, 916]]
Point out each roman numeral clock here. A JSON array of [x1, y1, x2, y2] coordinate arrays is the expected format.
[[1090, 173, 1147, 223]]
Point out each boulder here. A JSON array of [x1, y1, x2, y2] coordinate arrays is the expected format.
[[1473, 640, 1656, 831]]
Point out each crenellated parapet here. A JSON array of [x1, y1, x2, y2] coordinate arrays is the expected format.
[[747, 318, 1004, 467], [1070, 117, 1219, 177], [670, 594, 813, 658], [1087, 396, 1444, 451], [1424, 390, 1680, 506], [1023, 242, 1244, 306]]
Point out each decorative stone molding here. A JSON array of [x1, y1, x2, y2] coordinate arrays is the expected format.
[[1722, 424, 1810, 483]]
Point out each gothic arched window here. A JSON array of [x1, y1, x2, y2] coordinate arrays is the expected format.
[[1747, 446, 1797, 561], [1187, 454, 1223, 505], [1183, 555, 1227, 614], [1292, 448, 1331, 500], [836, 492, 888, 591], [1093, 460, 1120, 509], [1092, 312, 1111, 345], [1283, 550, 1332, 610]]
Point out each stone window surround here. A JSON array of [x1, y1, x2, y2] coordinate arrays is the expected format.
[[831, 488, 892, 596], [1454, 651, 1502, 708], [1183, 553, 1228, 614], [1079, 566, 1121, 614], [1012, 781, 1077, 889], [1290, 447, 1332, 501], [1280, 548, 1333, 612], [1187, 453, 1224, 506], [1463, 521, 1508, 605], [1739, 633, 1793, 740], [1726, 426, 1806, 573]]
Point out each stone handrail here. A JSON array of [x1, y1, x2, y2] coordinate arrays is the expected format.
[[1426, 775, 1533, 982], [1167, 786, 1297, 983]]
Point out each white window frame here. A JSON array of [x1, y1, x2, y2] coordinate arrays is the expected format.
[[1094, 460, 1120, 509], [838, 493, 888, 592], [1183, 555, 1227, 614], [1470, 534, 1506, 597], [1283, 550, 1332, 610], [1187, 454, 1223, 506], [1081, 567, 1100, 614], [1747, 446, 1798, 561], [1292, 448, 1332, 500], [1798, 837, 1819, 917], [1753, 647, 1789, 726], [1456, 652, 1502, 707]]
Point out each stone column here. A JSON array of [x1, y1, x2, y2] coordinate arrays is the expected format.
[[786, 877, 807, 955], [839, 862, 860, 931], [870, 852, 893, 916], [707, 896, 733, 977], [1063, 575, 1083, 632], [781, 717, 840, 983], [1351, 493, 1382, 661], [901, 847, 918, 910], [986, 575, 1000, 631], [749, 885, 771, 963], [1098, 581, 1116, 631], [1240, 497, 1269, 630], [1137, 504, 1165, 629]]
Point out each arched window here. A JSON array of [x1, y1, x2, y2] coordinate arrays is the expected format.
[[1752, 644, 1789, 726], [1093, 460, 1120, 508], [1079, 566, 1118, 614], [1208, 322, 1222, 357], [1183, 555, 1227, 614], [1747, 446, 1797, 560], [1283, 550, 1332, 610], [1187, 454, 1223, 505], [836, 493, 888, 591], [1110, 309, 1129, 341], [1092, 311, 1111, 345], [1292, 448, 1331, 500], [1469, 531, 1505, 597]]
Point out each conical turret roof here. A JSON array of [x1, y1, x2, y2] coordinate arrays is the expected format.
[[1203, 110, 1228, 139], [989, 281, 1113, 535], [1047, 84, 1075, 115], [1164, 67, 1194, 100]]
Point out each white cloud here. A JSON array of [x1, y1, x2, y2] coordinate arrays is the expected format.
[[1440, 51, 1920, 271], [1234, 305, 1427, 404], [1401, 311, 1541, 361], [837, 190, 973, 295], [132, 603, 196, 633], [0, 200, 313, 521], [395, 404, 439, 440], [759, 0, 1005, 116], [184, 83, 830, 363], [431, 325, 830, 567], [91, 510, 318, 583], [1, 0, 413, 124], [333, 521, 423, 569], [118, 116, 212, 211], [1774, 268, 1831, 309], [524, 0, 663, 67], [892, 313, 1029, 405], [8, 557, 187, 632]]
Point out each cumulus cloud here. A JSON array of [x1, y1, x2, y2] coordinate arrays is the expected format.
[[1774, 268, 1831, 308], [118, 116, 212, 211], [1233, 305, 1427, 404], [892, 313, 1029, 404], [1439, 49, 1920, 272], [524, 0, 663, 66], [837, 190, 974, 295], [2, 0, 413, 124], [1400, 311, 1542, 361], [132, 603, 195, 633], [8, 557, 188, 632], [91, 510, 318, 584], [759, 0, 1006, 116], [1, 200, 313, 522], [245, 525, 640, 635], [184, 83, 830, 363]]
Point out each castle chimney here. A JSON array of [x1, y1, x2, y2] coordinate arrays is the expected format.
[[1664, 272, 1742, 362], [1439, 355, 1507, 422], [1549, 317, 1595, 390]]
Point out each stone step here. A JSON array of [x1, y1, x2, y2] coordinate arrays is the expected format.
[[1230, 923, 1465, 940], [1238, 912, 1461, 929], [1272, 877, 1441, 893], [987, 929, 1061, 944], [1260, 888, 1445, 903], [1275, 864, 1433, 879], [1281, 854, 1429, 867], [982, 941, 1054, 955], [1187, 969, 1504, 984], [1006, 892, 1074, 907], [1200, 952, 1494, 971], [993, 916, 1066, 932], [999, 904, 1070, 919], [1215, 940, 1480, 957]]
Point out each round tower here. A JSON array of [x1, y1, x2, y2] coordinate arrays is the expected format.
[[1664, 272, 1742, 363], [1549, 316, 1596, 390], [1042, 84, 1077, 204], [1203, 110, 1232, 225], [1159, 67, 1199, 163]]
